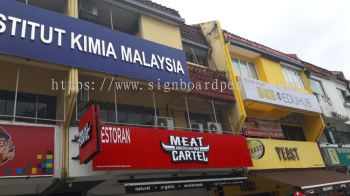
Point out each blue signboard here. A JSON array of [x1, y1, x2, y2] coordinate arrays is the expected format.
[[0, 1, 189, 83]]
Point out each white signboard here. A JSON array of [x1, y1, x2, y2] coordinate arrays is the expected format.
[[240, 77, 322, 113]]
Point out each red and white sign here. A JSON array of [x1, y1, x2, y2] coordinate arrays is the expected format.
[[294, 191, 305, 196], [243, 117, 284, 139], [93, 125, 252, 170], [0, 124, 54, 178], [79, 104, 100, 164]]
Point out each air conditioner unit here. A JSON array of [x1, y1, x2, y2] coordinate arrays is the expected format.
[[207, 122, 222, 133], [156, 117, 174, 130], [79, 0, 98, 16], [191, 122, 204, 132]]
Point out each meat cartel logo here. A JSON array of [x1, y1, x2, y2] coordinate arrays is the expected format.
[[78, 122, 91, 147], [161, 136, 210, 163]]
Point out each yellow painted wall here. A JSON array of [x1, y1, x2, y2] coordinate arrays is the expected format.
[[251, 56, 310, 94], [303, 113, 325, 142], [199, 21, 324, 138], [140, 15, 183, 50], [255, 57, 286, 86]]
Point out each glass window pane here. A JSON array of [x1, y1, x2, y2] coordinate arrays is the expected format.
[[144, 108, 155, 126], [337, 89, 346, 102], [99, 102, 115, 123], [282, 67, 291, 86], [240, 60, 247, 66], [117, 108, 127, 123], [282, 66, 305, 89], [293, 71, 304, 89], [239, 61, 251, 78], [0, 90, 15, 116], [16, 92, 36, 118], [128, 112, 143, 124], [37, 95, 56, 120], [248, 63, 259, 80], [231, 58, 241, 76], [309, 79, 325, 95]]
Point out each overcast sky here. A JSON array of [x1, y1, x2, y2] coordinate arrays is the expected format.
[[152, 0, 350, 78]]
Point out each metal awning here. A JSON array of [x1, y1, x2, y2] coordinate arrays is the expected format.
[[254, 169, 350, 194]]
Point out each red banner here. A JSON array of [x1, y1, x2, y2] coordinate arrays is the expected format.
[[93, 125, 252, 170], [0, 124, 54, 177], [78, 105, 100, 164]]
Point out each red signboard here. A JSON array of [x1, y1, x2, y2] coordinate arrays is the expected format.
[[79, 105, 100, 164], [93, 125, 252, 170], [0, 124, 54, 177], [243, 117, 284, 139]]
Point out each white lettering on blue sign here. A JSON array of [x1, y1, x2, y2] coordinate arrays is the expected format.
[[0, 2, 189, 84]]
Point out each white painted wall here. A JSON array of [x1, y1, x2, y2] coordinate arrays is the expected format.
[[310, 75, 350, 119], [69, 127, 105, 178]]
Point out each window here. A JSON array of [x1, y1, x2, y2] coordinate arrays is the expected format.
[[0, 90, 56, 123], [232, 58, 259, 80], [339, 132, 350, 144], [37, 95, 56, 120], [309, 79, 325, 96], [16, 0, 67, 14], [0, 91, 15, 116], [337, 88, 347, 102], [189, 113, 210, 129], [324, 127, 342, 144], [118, 105, 157, 125], [281, 125, 306, 141], [16, 92, 57, 121], [281, 65, 305, 89], [91, 101, 115, 123], [78, 0, 140, 35], [16, 93, 36, 119], [183, 43, 209, 67]]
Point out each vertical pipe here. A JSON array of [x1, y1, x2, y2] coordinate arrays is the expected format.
[[63, 76, 67, 122], [75, 92, 78, 121], [25, 0, 29, 5], [185, 95, 191, 129], [13, 66, 20, 121], [114, 85, 118, 123], [212, 99, 218, 123], [109, 8, 114, 30], [152, 91, 157, 126], [35, 94, 38, 123]]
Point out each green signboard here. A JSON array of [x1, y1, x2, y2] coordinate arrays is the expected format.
[[321, 147, 350, 166]]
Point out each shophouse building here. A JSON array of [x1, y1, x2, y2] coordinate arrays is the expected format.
[[0, 1, 253, 195], [198, 21, 350, 195], [305, 62, 350, 175]]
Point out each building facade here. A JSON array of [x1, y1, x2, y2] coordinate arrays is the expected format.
[[198, 21, 350, 195], [305, 62, 350, 175], [2, 1, 350, 196], [0, 1, 253, 195]]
